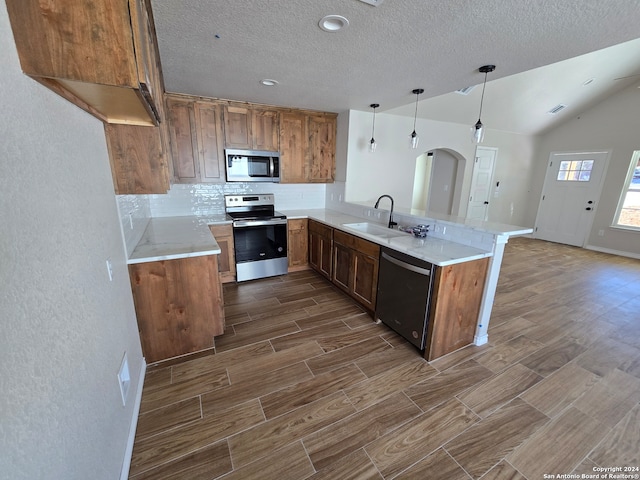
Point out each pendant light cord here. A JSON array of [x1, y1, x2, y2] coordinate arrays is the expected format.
[[412, 93, 419, 131], [371, 107, 376, 138], [477, 70, 489, 120]]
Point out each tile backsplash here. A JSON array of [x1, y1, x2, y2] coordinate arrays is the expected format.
[[148, 183, 327, 217]]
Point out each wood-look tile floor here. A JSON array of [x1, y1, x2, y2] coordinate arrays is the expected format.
[[129, 237, 640, 480]]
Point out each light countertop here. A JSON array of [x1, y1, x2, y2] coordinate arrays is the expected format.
[[127, 216, 222, 264], [127, 208, 528, 266], [283, 209, 493, 266]]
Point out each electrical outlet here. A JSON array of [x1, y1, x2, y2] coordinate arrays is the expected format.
[[128, 212, 134, 230], [106, 258, 113, 282], [118, 353, 130, 406], [338, 194, 343, 202], [374, 211, 381, 219], [598, 229, 605, 236]]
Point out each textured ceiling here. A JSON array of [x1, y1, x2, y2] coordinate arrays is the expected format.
[[150, 0, 640, 135]]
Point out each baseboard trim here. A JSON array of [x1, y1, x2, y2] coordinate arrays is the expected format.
[[585, 244, 640, 260], [120, 358, 146, 480]]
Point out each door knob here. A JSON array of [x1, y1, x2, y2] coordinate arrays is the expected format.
[[586, 207, 592, 211], [484, 201, 489, 205]]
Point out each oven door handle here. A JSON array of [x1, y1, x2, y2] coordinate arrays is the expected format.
[[233, 219, 288, 228]]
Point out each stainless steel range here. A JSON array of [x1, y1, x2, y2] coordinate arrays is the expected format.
[[225, 194, 288, 282]]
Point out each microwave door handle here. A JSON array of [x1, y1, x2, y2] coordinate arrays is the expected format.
[[270, 157, 274, 178]]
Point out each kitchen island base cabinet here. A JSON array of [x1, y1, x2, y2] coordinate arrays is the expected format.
[[128, 255, 224, 363], [425, 257, 489, 361]]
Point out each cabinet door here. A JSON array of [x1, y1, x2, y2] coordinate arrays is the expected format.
[[287, 219, 308, 270], [195, 102, 225, 182], [280, 112, 307, 183], [128, 255, 224, 363], [224, 105, 252, 149], [308, 220, 333, 280], [425, 257, 489, 361], [209, 224, 236, 283], [104, 123, 169, 194], [332, 242, 352, 294], [252, 109, 280, 151], [352, 250, 379, 311], [166, 97, 199, 182], [307, 114, 336, 182]]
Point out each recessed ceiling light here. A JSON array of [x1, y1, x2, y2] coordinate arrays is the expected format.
[[260, 79, 279, 86], [319, 15, 349, 32], [357, 0, 385, 5]]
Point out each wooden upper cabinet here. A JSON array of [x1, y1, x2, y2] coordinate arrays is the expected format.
[[165, 95, 225, 183], [279, 112, 307, 183], [166, 96, 199, 182], [224, 104, 279, 151], [195, 102, 225, 181], [105, 123, 170, 194], [223, 105, 252, 149], [280, 111, 336, 184], [6, 0, 163, 126], [252, 109, 280, 151], [308, 114, 336, 182]]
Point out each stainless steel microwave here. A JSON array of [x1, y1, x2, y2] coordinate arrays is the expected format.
[[225, 149, 280, 183]]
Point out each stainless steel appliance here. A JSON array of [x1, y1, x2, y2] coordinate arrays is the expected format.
[[375, 247, 435, 350], [225, 149, 280, 183], [225, 194, 287, 282]]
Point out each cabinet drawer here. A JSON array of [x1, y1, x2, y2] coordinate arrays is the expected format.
[[309, 219, 333, 239], [334, 230, 379, 258]]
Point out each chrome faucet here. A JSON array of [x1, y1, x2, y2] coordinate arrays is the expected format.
[[374, 194, 397, 229]]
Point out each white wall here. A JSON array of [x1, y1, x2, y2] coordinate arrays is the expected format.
[[536, 82, 640, 256], [0, 4, 144, 479], [343, 109, 538, 227]]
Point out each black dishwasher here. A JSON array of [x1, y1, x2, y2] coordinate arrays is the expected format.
[[375, 247, 434, 350]]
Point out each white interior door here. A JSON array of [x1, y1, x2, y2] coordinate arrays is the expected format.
[[467, 147, 497, 220], [534, 151, 609, 246]]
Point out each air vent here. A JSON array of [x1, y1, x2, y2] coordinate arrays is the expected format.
[[548, 104, 567, 114], [357, 0, 384, 5], [455, 86, 476, 95]]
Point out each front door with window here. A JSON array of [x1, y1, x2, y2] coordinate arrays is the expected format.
[[534, 151, 609, 247]]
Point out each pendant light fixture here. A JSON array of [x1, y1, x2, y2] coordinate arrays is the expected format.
[[472, 65, 495, 144], [410, 88, 424, 149], [369, 103, 379, 153]]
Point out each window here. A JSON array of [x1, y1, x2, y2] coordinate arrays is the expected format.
[[614, 151, 640, 229], [556, 160, 593, 181]]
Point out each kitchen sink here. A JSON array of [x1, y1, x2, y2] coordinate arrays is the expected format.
[[342, 222, 409, 239]]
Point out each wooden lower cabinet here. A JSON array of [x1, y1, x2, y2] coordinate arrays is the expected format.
[[287, 219, 308, 271], [425, 257, 489, 361], [209, 224, 236, 283], [332, 230, 379, 311], [128, 255, 224, 363], [308, 219, 333, 280]]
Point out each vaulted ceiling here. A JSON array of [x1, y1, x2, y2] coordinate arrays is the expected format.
[[150, 0, 640, 135]]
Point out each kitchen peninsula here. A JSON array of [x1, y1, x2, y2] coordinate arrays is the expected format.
[[124, 205, 531, 363]]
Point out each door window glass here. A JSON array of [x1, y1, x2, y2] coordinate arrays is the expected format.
[[557, 160, 593, 182]]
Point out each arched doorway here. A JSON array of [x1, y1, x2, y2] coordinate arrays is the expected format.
[[411, 148, 466, 216]]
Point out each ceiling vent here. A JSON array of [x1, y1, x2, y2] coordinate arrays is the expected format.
[[547, 104, 567, 114], [455, 86, 476, 95], [357, 0, 384, 5]]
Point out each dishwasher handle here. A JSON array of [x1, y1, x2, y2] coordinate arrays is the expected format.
[[381, 251, 432, 276]]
